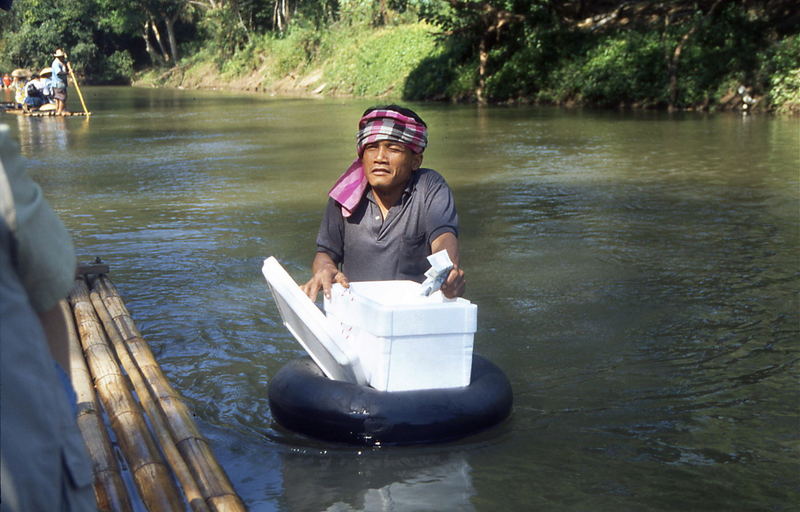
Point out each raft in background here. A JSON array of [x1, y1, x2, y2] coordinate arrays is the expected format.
[[4, 108, 91, 117], [65, 266, 245, 512]]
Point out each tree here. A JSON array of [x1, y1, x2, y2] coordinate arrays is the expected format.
[[663, 0, 724, 110], [422, 1, 539, 104]]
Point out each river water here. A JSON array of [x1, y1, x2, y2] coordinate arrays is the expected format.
[[6, 87, 798, 511]]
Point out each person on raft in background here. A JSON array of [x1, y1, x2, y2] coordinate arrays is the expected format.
[[2, 73, 11, 89], [22, 73, 46, 112], [11, 70, 28, 109], [300, 105, 466, 301], [37, 67, 54, 105], [51, 48, 69, 116]]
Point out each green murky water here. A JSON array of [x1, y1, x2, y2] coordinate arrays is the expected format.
[[7, 86, 799, 511]]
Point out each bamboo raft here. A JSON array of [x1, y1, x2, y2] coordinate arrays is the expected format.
[[65, 265, 245, 512], [4, 108, 91, 117]]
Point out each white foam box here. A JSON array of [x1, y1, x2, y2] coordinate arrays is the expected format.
[[324, 281, 477, 392]]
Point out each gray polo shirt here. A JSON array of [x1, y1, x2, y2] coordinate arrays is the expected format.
[[316, 167, 458, 282]]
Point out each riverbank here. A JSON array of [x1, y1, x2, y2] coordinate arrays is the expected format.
[[132, 17, 799, 114], [5, 1, 797, 113], [134, 22, 439, 102]]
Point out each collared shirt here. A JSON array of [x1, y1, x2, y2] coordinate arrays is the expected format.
[[51, 58, 66, 89], [32, 77, 52, 96], [316, 168, 458, 282]]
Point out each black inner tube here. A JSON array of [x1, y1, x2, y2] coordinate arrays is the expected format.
[[268, 353, 513, 445]]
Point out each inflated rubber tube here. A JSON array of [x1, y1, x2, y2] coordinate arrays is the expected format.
[[268, 353, 512, 445]]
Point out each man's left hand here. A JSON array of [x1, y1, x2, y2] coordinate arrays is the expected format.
[[441, 265, 465, 298]]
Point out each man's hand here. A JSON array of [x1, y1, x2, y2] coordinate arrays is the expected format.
[[300, 252, 349, 301], [441, 265, 465, 298], [431, 232, 465, 298]]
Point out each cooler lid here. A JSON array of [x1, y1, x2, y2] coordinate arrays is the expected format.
[[262, 257, 366, 385]]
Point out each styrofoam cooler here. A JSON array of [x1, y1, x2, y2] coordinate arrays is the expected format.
[[262, 257, 367, 385], [324, 281, 477, 392]]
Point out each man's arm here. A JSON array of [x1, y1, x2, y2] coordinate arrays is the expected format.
[[431, 232, 465, 298], [300, 251, 350, 301]]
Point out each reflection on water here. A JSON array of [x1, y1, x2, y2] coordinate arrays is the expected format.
[[15, 114, 74, 153], [281, 449, 474, 511], [6, 88, 798, 510]]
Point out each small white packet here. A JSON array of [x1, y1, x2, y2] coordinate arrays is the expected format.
[[420, 250, 454, 296]]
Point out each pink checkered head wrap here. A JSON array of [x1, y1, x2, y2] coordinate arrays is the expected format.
[[328, 109, 428, 217]]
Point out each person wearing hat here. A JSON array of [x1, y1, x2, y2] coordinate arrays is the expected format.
[[22, 71, 53, 111], [301, 105, 466, 301], [51, 49, 68, 115], [11, 70, 29, 109], [37, 67, 54, 104], [22, 73, 44, 112]]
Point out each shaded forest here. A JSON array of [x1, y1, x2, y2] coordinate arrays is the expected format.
[[1, 1, 798, 112]]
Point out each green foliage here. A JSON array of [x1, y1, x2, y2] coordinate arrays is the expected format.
[[769, 69, 800, 113], [98, 50, 135, 83], [323, 22, 437, 97], [215, 22, 323, 82], [198, 6, 250, 62], [336, 0, 425, 27], [764, 34, 800, 113], [763, 33, 800, 76], [484, 23, 573, 103], [668, 4, 763, 107], [5, 0, 95, 68], [337, 0, 384, 26], [404, 36, 472, 100], [211, 10, 441, 98], [567, 32, 666, 107], [2, 0, 797, 112], [1, 0, 145, 83]]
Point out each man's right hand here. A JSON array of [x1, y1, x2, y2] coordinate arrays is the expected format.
[[300, 253, 350, 301]]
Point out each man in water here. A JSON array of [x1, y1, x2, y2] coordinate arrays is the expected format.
[[301, 105, 466, 301], [51, 48, 68, 115]]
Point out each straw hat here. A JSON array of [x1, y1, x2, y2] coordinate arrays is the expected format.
[[11, 68, 31, 78], [53, 49, 67, 58], [39, 67, 52, 77]]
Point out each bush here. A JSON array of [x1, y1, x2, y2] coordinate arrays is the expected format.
[[762, 34, 800, 113], [216, 24, 323, 83], [769, 67, 800, 114], [98, 50, 134, 84], [198, 7, 249, 63], [404, 36, 471, 101], [323, 22, 437, 97]]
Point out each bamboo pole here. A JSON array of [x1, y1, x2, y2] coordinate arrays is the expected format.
[[62, 299, 133, 512], [94, 275, 246, 512], [90, 290, 210, 512], [66, 61, 90, 115], [69, 279, 184, 511]]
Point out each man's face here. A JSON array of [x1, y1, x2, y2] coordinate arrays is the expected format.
[[361, 140, 422, 195]]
